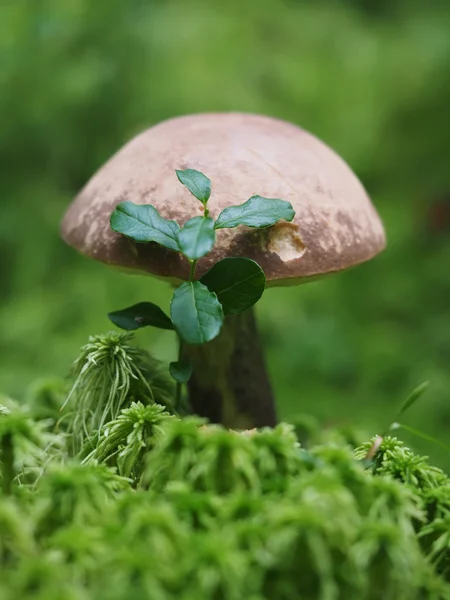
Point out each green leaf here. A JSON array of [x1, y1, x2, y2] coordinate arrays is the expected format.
[[170, 282, 223, 345], [169, 360, 193, 383], [110, 202, 180, 252], [176, 169, 211, 204], [177, 217, 215, 260], [392, 381, 430, 423], [108, 302, 174, 331], [201, 258, 266, 315], [214, 195, 295, 230]]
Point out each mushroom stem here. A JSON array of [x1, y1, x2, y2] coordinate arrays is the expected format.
[[181, 308, 276, 429]]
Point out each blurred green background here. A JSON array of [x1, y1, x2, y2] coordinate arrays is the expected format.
[[1, 0, 449, 464]]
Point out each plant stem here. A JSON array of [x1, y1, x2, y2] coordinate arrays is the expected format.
[[172, 261, 197, 410], [1, 433, 14, 495], [173, 260, 196, 410], [189, 260, 197, 282]]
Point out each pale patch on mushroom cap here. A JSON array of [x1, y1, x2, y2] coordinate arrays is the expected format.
[[61, 113, 386, 284]]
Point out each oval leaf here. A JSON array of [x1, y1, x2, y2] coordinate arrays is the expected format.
[[169, 360, 193, 383], [110, 202, 181, 252], [108, 302, 174, 331], [214, 196, 295, 230], [176, 169, 211, 204], [177, 216, 215, 260], [201, 258, 266, 315], [170, 281, 223, 345]]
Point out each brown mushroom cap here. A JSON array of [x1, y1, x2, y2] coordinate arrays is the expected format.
[[61, 113, 386, 285]]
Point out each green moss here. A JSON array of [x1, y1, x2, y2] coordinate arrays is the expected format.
[[1, 335, 450, 599], [62, 332, 175, 453], [356, 436, 450, 579], [82, 402, 175, 484]]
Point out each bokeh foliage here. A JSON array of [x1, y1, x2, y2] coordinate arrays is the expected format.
[[1, 1, 450, 463]]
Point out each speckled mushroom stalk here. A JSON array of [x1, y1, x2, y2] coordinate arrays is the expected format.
[[61, 112, 386, 429], [181, 308, 276, 429]]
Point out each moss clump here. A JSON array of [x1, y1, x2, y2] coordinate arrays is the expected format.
[[1, 332, 450, 599], [63, 332, 175, 453], [357, 436, 450, 578], [82, 402, 175, 484]]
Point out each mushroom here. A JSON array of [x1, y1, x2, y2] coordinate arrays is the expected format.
[[61, 113, 386, 430]]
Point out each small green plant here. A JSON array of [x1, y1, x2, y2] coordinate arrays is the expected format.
[[82, 402, 174, 483], [365, 381, 450, 461], [107, 168, 294, 398], [62, 332, 174, 453]]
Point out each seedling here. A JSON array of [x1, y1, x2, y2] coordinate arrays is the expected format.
[[107, 169, 295, 411], [364, 381, 450, 462]]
